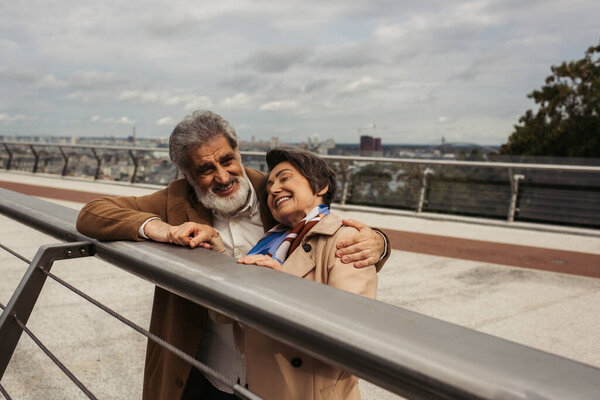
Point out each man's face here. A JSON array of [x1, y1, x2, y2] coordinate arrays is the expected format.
[[186, 135, 250, 215]]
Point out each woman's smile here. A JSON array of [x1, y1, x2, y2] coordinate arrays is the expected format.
[[273, 195, 292, 209], [266, 161, 325, 227]]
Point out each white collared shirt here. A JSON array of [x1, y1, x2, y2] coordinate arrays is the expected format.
[[195, 185, 265, 393]]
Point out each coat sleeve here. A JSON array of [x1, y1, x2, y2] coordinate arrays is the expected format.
[[76, 188, 170, 241], [373, 228, 390, 272], [325, 226, 378, 300]]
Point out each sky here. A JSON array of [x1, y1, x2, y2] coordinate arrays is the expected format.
[[0, 1, 599, 145]]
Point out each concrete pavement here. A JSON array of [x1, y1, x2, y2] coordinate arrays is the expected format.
[[1, 170, 599, 400]]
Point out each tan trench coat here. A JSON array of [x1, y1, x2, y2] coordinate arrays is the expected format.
[[242, 212, 378, 400]]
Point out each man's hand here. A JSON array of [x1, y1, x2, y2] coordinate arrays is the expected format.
[[237, 254, 283, 271], [144, 220, 220, 249], [336, 219, 385, 268]]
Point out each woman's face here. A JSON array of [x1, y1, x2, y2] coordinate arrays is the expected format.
[[266, 161, 327, 227]]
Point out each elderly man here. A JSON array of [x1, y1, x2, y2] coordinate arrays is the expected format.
[[76, 110, 388, 400]]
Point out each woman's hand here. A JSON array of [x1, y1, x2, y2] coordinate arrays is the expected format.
[[237, 254, 283, 271]]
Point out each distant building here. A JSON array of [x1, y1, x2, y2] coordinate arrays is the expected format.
[[360, 135, 382, 157], [316, 138, 335, 155], [270, 136, 283, 149]]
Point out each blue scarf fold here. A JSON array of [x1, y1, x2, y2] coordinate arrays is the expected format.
[[248, 204, 330, 264]]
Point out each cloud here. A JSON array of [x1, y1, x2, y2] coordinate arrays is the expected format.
[[1, 0, 599, 143], [181, 96, 213, 111], [36, 74, 67, 89], [7, 69, 127, 90], [447, 54, 504, 82], [218, 75, 263, 93], [315, 47, 377, 69], [220, 93, 251, 108], [0, 66, 41, 82], [0, 38, 18, 50], [242, 46, 313, 73], [144, 11, 200, 37], [303, 78, 333, 93], [67, 70, 126, 88], [0, 113, 35, 125], [259, 100, 298, 111], [63, 92, 92, 103], [156, 116, 175, 126], [345, 76, 381, 92], [90, 115, 136, 125], [118, 90, 212, 110]]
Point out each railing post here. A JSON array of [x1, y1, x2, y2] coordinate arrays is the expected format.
[[2, 143, 12, 170], [29, 145, 39, 173], [507, 169, 525, 223], [128, 150, 138, 184], [417, 167, 434, 213], [340, 161, 352, 205], [91, 148, 102, 180], [0, 241, 95, 378], [58, 146, 69, 176]]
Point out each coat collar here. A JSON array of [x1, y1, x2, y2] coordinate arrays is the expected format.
[[304, 212, 343, 238]]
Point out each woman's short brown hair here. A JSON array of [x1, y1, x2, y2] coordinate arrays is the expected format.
[[265, 148, 337, 206]]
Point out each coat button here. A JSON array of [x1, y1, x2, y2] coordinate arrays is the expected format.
[[175, 378, 184, 389], [302, 243, 311, 252], [291, 357, 303, 368]]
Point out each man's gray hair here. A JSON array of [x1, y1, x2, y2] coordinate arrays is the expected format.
[[169, 110, 239, 175]]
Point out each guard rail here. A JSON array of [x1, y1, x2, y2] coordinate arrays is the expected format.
[[1, 188, 600, 399]]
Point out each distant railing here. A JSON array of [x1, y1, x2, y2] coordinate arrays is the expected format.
[[1, 140, 600, 227], [2, 188, 600, 399]]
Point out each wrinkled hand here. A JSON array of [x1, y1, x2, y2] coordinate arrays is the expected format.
[[237, 254, 283, 271], [336, 219, 385, 268], [144, 220, 221, 249]]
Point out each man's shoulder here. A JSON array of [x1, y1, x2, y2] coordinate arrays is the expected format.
[[244, 167, 265, 190], [164, 178, 193, 196]]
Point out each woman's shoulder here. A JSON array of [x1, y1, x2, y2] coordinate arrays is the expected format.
[[311, 212, 355, 239]]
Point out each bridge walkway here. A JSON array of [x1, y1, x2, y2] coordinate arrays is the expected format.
[[0, 170, 599, 400]]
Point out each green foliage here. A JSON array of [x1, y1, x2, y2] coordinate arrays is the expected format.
[[501, 44, 600, 157]]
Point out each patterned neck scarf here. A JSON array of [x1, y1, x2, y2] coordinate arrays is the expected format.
[[247, 204, 330, 264]]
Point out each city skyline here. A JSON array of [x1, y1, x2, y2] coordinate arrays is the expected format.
[[1, 1, 599, 145]]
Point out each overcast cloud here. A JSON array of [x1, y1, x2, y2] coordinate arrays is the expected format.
[[1, 0, 598, 144]]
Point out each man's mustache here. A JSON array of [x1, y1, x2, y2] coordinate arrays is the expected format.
[[212, 178, 237, 192]]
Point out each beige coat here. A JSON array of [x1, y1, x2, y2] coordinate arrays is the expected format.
[[242, 212, 378, 400]]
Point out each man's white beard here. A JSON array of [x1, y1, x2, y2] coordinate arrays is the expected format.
[[191, 170, 252, 216]]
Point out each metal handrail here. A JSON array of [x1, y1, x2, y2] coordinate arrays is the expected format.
[[2, 140, 600, 172], [3, 140, 600, 227], [1, 187, 599, 399]]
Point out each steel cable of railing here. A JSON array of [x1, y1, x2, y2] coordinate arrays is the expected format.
[[0, 249, 98, 399], [0, 239, 260, 399], [0, 384, 12, 400], [38, 267, 261, 400], [0, 243, 31, 265], [13, 317, 98, 400]]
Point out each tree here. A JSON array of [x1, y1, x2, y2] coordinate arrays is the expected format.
[[500, 43, 600, 157]]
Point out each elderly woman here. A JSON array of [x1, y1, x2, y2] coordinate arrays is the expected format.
[[235, 148, 378, 400]]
